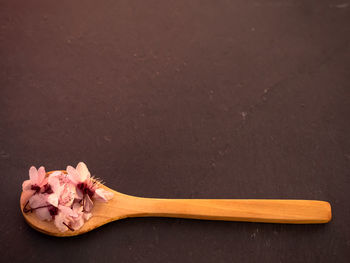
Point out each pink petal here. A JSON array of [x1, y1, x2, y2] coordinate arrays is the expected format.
[[22, 180, 32, 191], [83, 195, 93, 212], [54, 213, 69, 232], [35, 207, 52, 221], [66, 165, 81, 184], [75, 188, 83, 200], [94, 188, 114, 202], [76, 162, 90, 182], [29, 194, 47, 208], [59, 205, 78, 218], [59, 184, 76, 207], [70, 216, 84, 230], [29, 166, 38, 185], [73, 203, 83, 214], [51, 171, 70, 184], [48, 176, 61, 194], [41, 177, 48, 186], [37, 166, 46, 186]]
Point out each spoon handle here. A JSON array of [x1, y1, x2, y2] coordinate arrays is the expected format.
[[121, 197, 331, 223]]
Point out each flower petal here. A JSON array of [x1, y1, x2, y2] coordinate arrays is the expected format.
[[73, 203, 83, 213], [75, 188, 83, 200], [51, 171, 70, 184], [29, 194, 47, 208], [22, 180, 32, 191], [48, 176, 61, 194], [47, 194, 59, 207], [29, 166, 38, 185], [59, 205, 78, 218], [59, 183, 76, 207], [66, 165, 81, 184], [83, 194, 93, 212], [50, 171, 62, 177], [35, 207, 52, 221], [94, 188, 114, 202], [54, 212, 69, 232], [21, 189, 35, 204], [37, 166, 46, 186], [76, 162, 90, 182], [70, 216, 84, 231]]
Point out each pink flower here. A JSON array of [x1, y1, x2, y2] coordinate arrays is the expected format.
[[67, 163, 93, 194], [67, 162, 113, 203], [67, 162, 91, 186], [22, 166, 47, 194], [22, 162, 114, 232], [67, 162, 99, 211]]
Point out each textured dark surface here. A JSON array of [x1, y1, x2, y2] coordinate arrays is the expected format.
[[0, 0, 349, 262]]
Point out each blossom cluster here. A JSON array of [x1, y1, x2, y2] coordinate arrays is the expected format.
[[22, 162, 113, 232]]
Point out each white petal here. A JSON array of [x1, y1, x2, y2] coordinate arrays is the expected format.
[[76, 162, 90, 182], [50, 171, 62, 177], [94, 188, 114, 202], [47, 194, 59, 207]]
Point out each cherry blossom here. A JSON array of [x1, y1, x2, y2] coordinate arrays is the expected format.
[[22, 162, 114, 232], [22, 166, 47, 194]]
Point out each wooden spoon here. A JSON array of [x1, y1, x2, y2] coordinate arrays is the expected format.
[[20, 170, 332, 237]]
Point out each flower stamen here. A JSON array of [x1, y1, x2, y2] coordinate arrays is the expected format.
[[31, 185, 41, 194], [42, 184, 53, 194]]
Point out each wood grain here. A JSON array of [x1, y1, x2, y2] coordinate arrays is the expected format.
[[114, 195, 332, 224]]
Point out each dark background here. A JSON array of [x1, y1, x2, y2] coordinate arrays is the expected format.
[[1, 0, 349, 262]]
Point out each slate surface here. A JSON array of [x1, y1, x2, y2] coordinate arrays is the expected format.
[[0, 1, 349, 262]]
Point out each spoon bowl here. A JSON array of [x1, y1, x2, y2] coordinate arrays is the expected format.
[[20, 171, 332, 237]]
